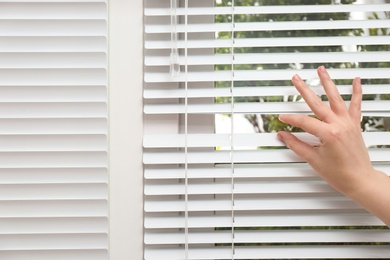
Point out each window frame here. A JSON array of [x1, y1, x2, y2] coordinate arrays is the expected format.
[[108, 1, 144, 259]]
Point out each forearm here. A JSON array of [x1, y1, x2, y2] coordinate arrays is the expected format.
[[345, 169, 390, 227]]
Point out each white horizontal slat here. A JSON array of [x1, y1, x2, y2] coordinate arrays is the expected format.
[[145, 245, 390, 260], [0, 102, 106, 118], [144, 68, 390, 83], [0, 0, 106, 2], [0, 151, 107, 168], [0, 233, 107, 250], [0, 183, 107, 200], [147, 166, 281, 180], [143, 149, 390, 164], [145, 20, 390, 34], [0, 68, 106, 85], [144, 196, 360, 213], [144, 100, 390, 115], [0, 85, 107, 102], [0, 134, 106, 151], [144, 212, 384, 229], [0, 250, 108, 260], [0, 217, 108, 234], [0, 20, 107, 36], [0, 118, 107, 134], [145, 229, 390, 245], [0, 52, 107, 68], [0, 2, 107, 19], [144, 149, 302, 164], [145, 51, 390, 66], [0, 36, 107, 52], [143, 132, 390, 148], [145, 180, 334, 196], [145, 164, 316, 179], [145, 4, 390, 16], [145, 36, 390, 49], [144, 84, 390, 99], [144, 164, 390, 180], [0, 200, 107, 218], [0, 168, 107, 184]]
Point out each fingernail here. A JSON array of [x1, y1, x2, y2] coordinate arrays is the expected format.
[[318, 66, 326, 73], [277, 132, 284, 142], [278, 114, 286, 123], [292, 74, 301, 81], [355, 77, 361, 83]]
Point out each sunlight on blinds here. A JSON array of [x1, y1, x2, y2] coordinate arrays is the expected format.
[[144, 0, 390, 259]]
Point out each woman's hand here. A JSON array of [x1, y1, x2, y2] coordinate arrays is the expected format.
[[277, 66, 390, 227]]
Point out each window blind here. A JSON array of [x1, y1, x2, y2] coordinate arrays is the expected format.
[[144, 0, 390, 259], [0, 1, 108, 259]]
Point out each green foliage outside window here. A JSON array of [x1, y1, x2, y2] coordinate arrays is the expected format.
[[215, 0, 390, 134]]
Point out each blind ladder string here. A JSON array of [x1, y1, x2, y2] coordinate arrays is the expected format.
[[170, 0, 180, 78], [230, 1, 236, 259], [184, 0, 189, 259]]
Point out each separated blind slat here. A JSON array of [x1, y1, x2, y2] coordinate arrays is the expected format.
[[144, 164, 390, 180], [144, 100, 390, 114], [145, 4, 390, 16], [145, 213, 385, 229], [145, 20, 390, 33], [143, 149, 390, 164], [0, 0, 108, 258], [145, 51, 390, 66], [143, 132, 390, 148], [144, 1, 390, 259], [145, 36, 390, 49], [145, 67, 390, 82], [144, 84, 390, 98], [145, 229, 390, 244], [144, 246, 390, 260]]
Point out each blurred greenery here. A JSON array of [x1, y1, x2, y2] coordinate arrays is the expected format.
[[215, 0, 390, 133]]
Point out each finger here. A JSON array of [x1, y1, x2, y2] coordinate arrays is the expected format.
[[277, 131, 316, 162], [317, 66, 348, 116], [292, 73, 335, 123], [279, 114, 328, 139], [349, 77, 362, 126]]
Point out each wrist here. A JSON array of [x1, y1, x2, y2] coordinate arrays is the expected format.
[[345, 168, 387, 203], [344, 169, 390, 226]]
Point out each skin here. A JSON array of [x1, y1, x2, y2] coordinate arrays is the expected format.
[[277, 66, 390, 227]]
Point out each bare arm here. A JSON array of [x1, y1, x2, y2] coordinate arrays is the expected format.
[[277, 66, 390, 227]]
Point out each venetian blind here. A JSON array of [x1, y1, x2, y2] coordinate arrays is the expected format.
[[0, 1, 108, 259], [144, 0, 390, 259]]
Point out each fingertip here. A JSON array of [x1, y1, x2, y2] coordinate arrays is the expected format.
[[318, 65, 326, 73], [353, 77, 362, 94], [353, 76, 361, 86], [354, 76, 361, 83], [292, 74, 302, 82], [277, 131, 293, 149], [292, 74, 303, 88], [277, 131, 286, 142], [278, 114, 287, 123]]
